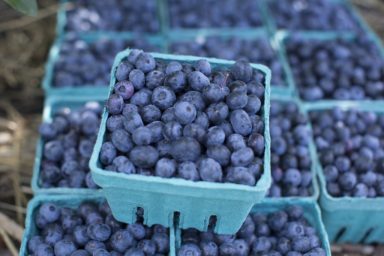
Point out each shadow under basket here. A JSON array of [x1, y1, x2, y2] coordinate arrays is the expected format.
[[90, 50, 272, 235]]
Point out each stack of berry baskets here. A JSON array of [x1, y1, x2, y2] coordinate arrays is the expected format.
[[32, 95, 106, 194], [304, 101, 384, 244], [90, 49, 272, 235]]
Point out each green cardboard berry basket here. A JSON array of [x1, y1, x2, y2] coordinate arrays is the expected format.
[[42, 33, 166, 97], [165, 28, 295, 96], [276, 30, 384, 103], [31, 95, 107, 195], [263, 94, 320, 203], [303, 100, 384, 244], [174, 200, 331, 256], [90, 50, 272, 235], [19, 194, 176, 256]]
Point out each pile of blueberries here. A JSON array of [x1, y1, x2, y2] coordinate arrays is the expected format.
[[285, 35, 384, 101], [65, 0, 159, 33], [310, 107, 384, 197], [169, 0, 262, 28], [267, 0, 359, 31], [53, 35, 158, 88], [178, 205, 326, 256], [27, 201, 170, 256], [38, 102, 102, 189], [100, 50, 266, 186], [171, 37, 285, 86], [269, 101, 313, 197]]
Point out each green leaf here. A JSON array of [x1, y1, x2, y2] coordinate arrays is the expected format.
[[4, 0, 38, 16]]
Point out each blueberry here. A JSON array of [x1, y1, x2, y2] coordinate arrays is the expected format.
[[188, 71, 210, 91], [79, 139, 94, 158], [231, 147, 254, 166], [132, 127, 153, 145], [229, 80, 248, 94], [200, 241, 218, 256], [226, 166, 256, 186], [127, 223, 146, 240], [85, 240, 106, 254], [339, 172, 357, 191], [206, 102, 229, 124], [130, 89, 152, 107], [226, 134, 246, 151], [127, 50, 143, 64], [202, 83, 229, 103], [155, 158, 177, 178], [123, 112, 144, 133], [177, 161, 200, 181], [226, 92, 248, 110], [198, 158, 223, 182], [137, 239, 157, 255], [136, 53, 156, 73], [146, 70, 165, 89], [285, 222, 305, 238], [252, 236, 272, 253], [152, 86, 176, 110], [268, 211, 288, 231], [100, 142, 117, 165], [152, 232, 170, 253], [146, 121, 164, 143], [178, 243, 202, 256], [129, 69, 145, 90], [292, 236, 311, 253], [353, 183, 369, 197], [110, 230, 135, 253], [28, 236, 44, 254], [129, 146, 159, 168], [163, 121, 183, 140], [111, 129, 133, 153], [277, 237, 291, 254], [174, 101, 197, 125], [39, 123, 57, 140], [206, 126, 225, 146], [107, 115, 124, 132], [114, 156, 136, 174], [194, 59, 211, 76], [183, 123, 206, 142], [323, 165, 338, 183], [180, 91, 206, 111], [54, 239, 77, 256], [171, 137, 201, 162], [165, 71, 187, 92], [141, 104, 161, 124], [165, 61, 183, 75], [248, 133, 265, 156], [107, 94, 124, 115], [123, 104, 139, 116], [230, 109, 252, 136], [114, 81, 134, 100], [245, 95, 262, 114], [93, 249, 111, 256], [44, 140, 64, 162], [36, 243, 54, 256], [283, 168, 302, 186], [231, 59, 253, 82], [207, 145, 231, 166], [43, 223, 64, 246], [73, 226, 89, 246], [39, 203, 60, 223]]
